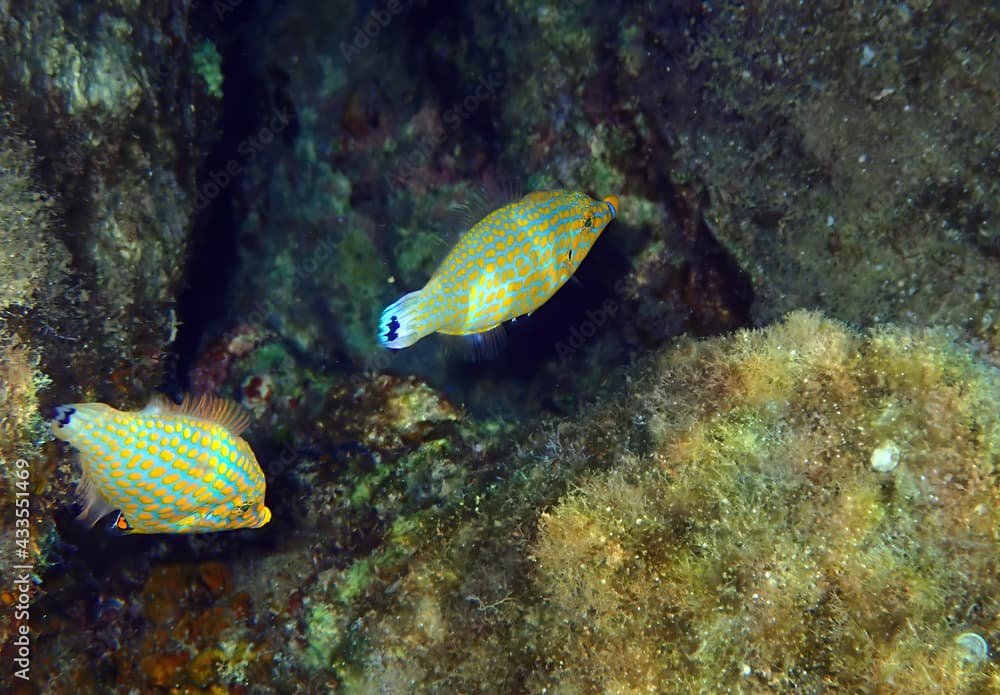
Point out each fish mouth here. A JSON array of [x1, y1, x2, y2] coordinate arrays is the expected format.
[[251, 506, 272, 528], [603, 195, 619, 219]]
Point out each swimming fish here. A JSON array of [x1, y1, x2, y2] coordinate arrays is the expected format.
[[50, 393, 271, 534], [378, 189, 619, 355]]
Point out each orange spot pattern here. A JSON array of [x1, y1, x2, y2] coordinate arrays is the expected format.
[[407, 190, 618, 337], [56, 400, 269, 534]]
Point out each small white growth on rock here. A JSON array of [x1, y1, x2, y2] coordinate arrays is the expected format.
[[870, 441, 900, 472], [955, 632, 989, 666]]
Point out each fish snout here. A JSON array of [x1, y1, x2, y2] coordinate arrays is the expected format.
[[252, 505, 272, 528], [603, 195, 619, 219]]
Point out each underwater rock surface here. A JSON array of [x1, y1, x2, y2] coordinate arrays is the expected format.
[[0, 0, 206, 666], [332, 310, 1000, 692], [224, 0, 1000, 419], [28, 311, 1000, 692], [2, 1, 999, 692], [633, 2, 1000, 347]]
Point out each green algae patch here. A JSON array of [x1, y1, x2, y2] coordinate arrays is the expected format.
[[337, 557, 376, 606], [193, 40, 224, 99]]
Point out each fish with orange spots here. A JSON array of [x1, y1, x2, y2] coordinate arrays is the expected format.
[[50, 394, 271, 534], [379, 190, 619, 356]]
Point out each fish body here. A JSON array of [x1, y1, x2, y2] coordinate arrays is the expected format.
[[379, 190, 619, 352], [50, 394, 271, 534]]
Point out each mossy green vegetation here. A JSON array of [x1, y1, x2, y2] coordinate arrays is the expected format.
[[0, 128, 58, 312], [331, 311, 1000, 692], [0, 337, 50, 461], [193, 39, 224, 99], [0, 121, 65, 597]]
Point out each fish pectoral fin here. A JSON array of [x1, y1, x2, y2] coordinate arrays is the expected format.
[[173, 513, 205, 530]]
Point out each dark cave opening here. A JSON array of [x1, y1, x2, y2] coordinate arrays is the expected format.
[[171, 2, 267, 393]]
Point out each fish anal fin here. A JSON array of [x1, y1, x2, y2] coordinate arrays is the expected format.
[[464, 324, 507, 361]]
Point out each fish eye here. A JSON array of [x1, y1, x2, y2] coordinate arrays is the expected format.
[[584, 216, 593, 228]]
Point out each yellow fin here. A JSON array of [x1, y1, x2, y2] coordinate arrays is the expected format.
[[143, 393, 251, 435]]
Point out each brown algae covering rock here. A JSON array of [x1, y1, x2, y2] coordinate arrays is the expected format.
[[332, 311, 1000, 693]]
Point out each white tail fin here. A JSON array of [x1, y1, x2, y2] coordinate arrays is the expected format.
[[49, 403, 119, 527], [378, 290, 435, 349]]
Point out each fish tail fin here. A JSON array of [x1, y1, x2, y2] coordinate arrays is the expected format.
[[50, 405, 79, 440], [50, 403, 113, 441], [378, 289, 436, 349], [50, 403, 120, 527]]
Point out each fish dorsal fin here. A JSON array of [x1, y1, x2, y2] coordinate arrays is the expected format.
[[446, 179, 523, 232], [143, 393, 251, 435], [446, 189, 494, 232]]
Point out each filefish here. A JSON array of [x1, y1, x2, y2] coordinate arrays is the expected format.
[[50, 394, 271, 534], [378, 190, 619, 355]]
